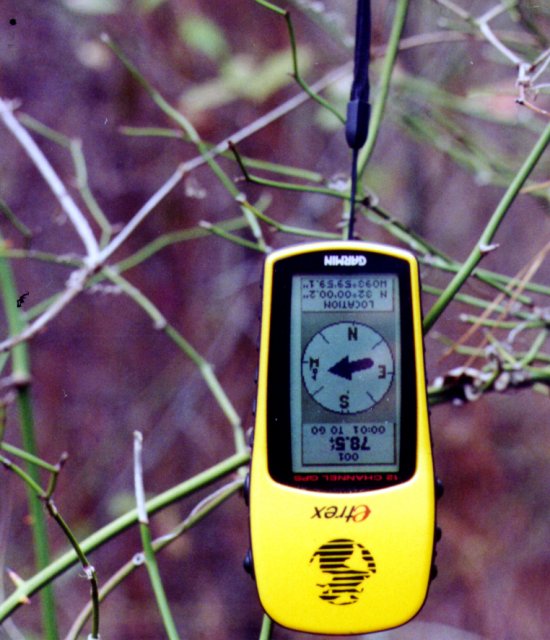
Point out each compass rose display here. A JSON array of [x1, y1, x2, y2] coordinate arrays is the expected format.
[[302, 321, 394, 414]]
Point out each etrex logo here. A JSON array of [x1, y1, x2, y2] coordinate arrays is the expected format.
[[324, 255, 367, 267], [311, 504, 371, 523]]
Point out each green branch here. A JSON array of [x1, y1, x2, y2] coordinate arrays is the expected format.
[[238, 197, 339, 240], [359, 0, 410, 175], [120, 125, 325, 182], [0, 449, 101, 638], [0, 451, 249, 622], [230, 141, 350, 201], [134, 431, 181, 640], [0, 196, 32, 240], [102, 268, 246, 456], [102, 34, 237, 197], [66, 480, 242, 640], [254, 0, 344, 123], [259, 614, 273, 640], [0, 236, 59, 639], [199, 221, 266, 252], [0, 441, 59, 473], [423, 121, 550, 332], [102, 34, 273, 249]]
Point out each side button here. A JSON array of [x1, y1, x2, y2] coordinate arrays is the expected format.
[[243, 472, 251, 506], [246, 427, 254, 449], [435, 476, 444, 500], [243, 548, 255, 579]]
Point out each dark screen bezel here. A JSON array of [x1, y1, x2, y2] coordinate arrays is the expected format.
[[266, 249, 418, 492]]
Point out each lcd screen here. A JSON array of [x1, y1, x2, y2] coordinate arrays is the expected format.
[[290, 274, 401, 473]]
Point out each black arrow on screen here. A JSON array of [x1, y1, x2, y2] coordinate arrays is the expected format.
[[328, 356, 374, 381]]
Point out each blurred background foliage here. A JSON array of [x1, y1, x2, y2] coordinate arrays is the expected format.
[[0, 1, 549, 639]]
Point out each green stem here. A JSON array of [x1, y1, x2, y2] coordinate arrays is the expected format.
[[120, 126, 325, 182], [0, 448, 96, 634], [0, 196, 32, 240], [0, 240, 59, 639], [102, 34, 275, 250], [254, 0, 285, 16], [254, 0, 345, 123], [0, 441, 59, 473], [102, 268, 246, 455], [2, 440, 101, 637], [134, 432, 180, 640], [0, 219, 250, 280], [139, 520, 181, 639], [519, 330, 548, 367], [458, 315, 544, 330], [431, 339, 550, 365], [199, 221, 265, 252], [422, 284, 534, 321], [259, 614, 273, 640], [70, 139, 113, 247], [284, 10, 345, 123], [16, 114, 114, 246], [16, 391, 58, 613], [102, 34, 237, 197], [66, 481, 242, 640], [44, 500, 101, 639], [422, 254, 550, 299], [365, 204, 449, 257], [0, 454, 43, 494], [423, 121, 550, 332], [239, 198, 339, 240], [230, 141, 349, 201], [0, 451, 249, 622], [114, 218, 249, 274], [365, 206, 547, 306], [358, 0, 410, 175]]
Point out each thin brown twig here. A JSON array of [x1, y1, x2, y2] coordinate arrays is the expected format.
[[444, 241, 550, 365], [516, 98, 550, 119]]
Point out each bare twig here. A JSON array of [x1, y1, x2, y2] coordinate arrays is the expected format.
[[516, 98, 550, 119], [477, 3, 523, 66], [423, 119, 550, 331], [0, 100, 99, 263], [0, 267, 91, 354], [97, 163, 187, 264], [65, 479, 243, 640], [133, 432, 148, 526], [97, 59, 353, 264], [133, 431, 181, 640], [434, 0, 550, 115], [1, 449, 101, 638]]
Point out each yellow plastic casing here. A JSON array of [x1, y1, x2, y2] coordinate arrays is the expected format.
[[249, 242, 435, 635]]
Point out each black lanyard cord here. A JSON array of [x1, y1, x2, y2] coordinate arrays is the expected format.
[[346, 0, 372, 240]]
